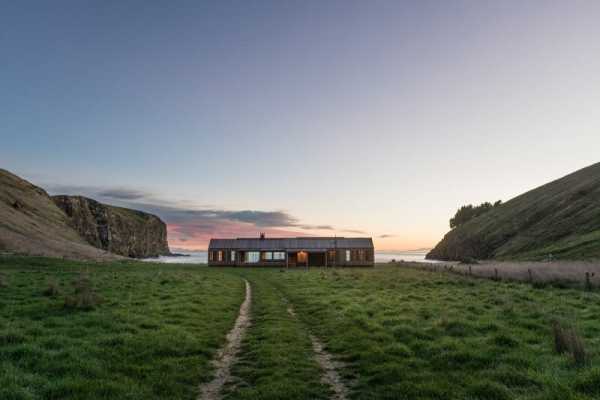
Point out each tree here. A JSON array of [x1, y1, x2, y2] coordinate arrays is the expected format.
[[450, 200, 502, 229]]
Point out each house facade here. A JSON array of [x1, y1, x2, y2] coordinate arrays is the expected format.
[[208, 236, 374, 267]]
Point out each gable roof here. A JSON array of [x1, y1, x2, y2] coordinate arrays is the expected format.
[[208, 237, 373, 251]]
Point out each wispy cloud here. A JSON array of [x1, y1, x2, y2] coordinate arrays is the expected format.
[[343, 229, 367, 234], [98, 188, 152, 201], [378, 234, 397, 238]]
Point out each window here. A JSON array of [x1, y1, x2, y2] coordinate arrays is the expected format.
[[217, 251, 223, 261], [346, 250, 351, 262], [209, 251, 213, 261], [273, 252, 285, 260], [231, 251, 236, 261], [263, 252, 273, 260], [245, 251, 260, 263]]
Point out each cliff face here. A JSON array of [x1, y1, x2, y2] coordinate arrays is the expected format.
[[427, 162, 600, 261], [52, 195, 171, 258], [0, 169, 120, 261]]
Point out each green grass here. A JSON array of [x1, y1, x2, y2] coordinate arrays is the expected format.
[[0, 256, 244, 400], [222, 272, 330, 400], [252, 266, 600, 399], [4, 257, 600, 399]]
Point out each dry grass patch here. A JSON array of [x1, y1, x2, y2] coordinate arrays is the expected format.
[[64, 273, 102, 310], [552, 320, 588, 365]]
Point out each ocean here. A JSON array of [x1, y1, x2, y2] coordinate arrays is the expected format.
[[143, 250, 442, 264]]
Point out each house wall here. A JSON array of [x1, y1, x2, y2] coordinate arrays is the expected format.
[[208, 248, 374, 267]]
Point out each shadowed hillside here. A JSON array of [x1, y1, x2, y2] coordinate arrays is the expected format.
[[427, 162, 600, 261], [0, 169, 119, 260]]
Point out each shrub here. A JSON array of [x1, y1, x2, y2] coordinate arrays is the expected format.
[[450, 201, 502, 229], [64, 273, 102, 310], [43, 279, 60, 297]]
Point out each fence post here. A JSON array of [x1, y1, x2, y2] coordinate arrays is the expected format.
[[468, 266, 472, 276], [528, 269, 533, 284], [494, 268, 499, 281]]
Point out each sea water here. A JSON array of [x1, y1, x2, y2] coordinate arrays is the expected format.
[[143, 250, 442, 264]]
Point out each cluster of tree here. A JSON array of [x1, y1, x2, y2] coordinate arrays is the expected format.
[[450, 200, 502, 229]]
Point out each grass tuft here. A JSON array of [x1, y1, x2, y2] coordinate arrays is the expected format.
[[42, 279, 61, 297], [64, 273, 102, 310], [574, 368, 600, 395], [0, 272, 8, 288], [466, 381, 511, 400], [551, 320, 587, 365]]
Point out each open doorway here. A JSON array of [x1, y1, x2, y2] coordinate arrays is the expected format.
[[308, 252, 325, 266]]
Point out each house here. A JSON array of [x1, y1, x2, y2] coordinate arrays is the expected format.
[[208, 235, 374, 267]]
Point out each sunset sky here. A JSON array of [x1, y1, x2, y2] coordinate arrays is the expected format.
[[2, 1, 600, 251]]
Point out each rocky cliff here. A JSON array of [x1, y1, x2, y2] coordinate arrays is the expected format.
[[427, 162, 600, 261], [0, 169, 119, 260], [52, 195, 171, 258]]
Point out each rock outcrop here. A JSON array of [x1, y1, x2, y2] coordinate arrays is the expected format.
[[0, 169, 120, 260], [52, 195, 171, 258]]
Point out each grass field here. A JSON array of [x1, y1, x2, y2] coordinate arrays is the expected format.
[[0, 256, 244, 400], [3, 256, 600, 399]]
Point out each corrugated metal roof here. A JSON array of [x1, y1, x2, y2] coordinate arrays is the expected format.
[[208, 237, 373, 250]]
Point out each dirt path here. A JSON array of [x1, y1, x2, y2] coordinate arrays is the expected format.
[[198, 279, 251, 400], [287, 306, 349, 400]]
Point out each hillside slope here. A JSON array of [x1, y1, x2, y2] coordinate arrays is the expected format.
[[53, 195, 171, 258], [0, 169, 119, 260], [427, 162, 600, 261]]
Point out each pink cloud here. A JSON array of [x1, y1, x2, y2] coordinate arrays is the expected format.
[[167, 219, 311, 250]]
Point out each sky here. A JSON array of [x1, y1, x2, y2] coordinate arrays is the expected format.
[[2, 1, 600, 251]]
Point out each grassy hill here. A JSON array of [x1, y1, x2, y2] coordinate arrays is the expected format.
[[427, 162, 600, 261], [0, 169, 119, 260]]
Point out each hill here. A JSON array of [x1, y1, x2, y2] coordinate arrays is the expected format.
[[0, 169, 172, 260], [0, 169, 119, 260], [53, 195, 171, 258], [427, 162, 600, 261]]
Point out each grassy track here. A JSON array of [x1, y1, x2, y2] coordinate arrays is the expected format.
[[262, 266, 600, 400], [0, 257, 244, 400], [222, 270, 331, 400]]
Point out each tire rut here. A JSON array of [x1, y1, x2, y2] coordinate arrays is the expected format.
[[198, 279, 251, 400], [287, 306, 350, 400]]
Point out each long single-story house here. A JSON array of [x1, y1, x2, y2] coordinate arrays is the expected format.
[[208, 235, 374, 267]]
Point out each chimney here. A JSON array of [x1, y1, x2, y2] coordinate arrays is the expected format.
[[260, 232, 265, 240]]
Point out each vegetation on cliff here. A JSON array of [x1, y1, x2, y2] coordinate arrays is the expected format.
[[449, 201, 502, 228], [427, 162, 600, 261]]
